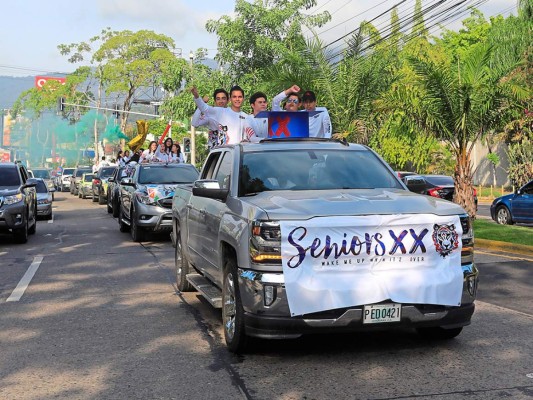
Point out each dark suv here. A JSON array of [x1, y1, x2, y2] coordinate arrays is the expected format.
[[0, 162, 37, 243]]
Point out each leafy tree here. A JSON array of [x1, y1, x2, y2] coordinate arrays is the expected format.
[[59, 28, 177, 133], [379, 43, 525, 216], [205, 0, 330, 78]]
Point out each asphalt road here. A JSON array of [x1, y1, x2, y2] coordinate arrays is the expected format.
[[1, 192, 532, 400]]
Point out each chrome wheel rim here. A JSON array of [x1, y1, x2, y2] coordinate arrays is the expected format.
[[497, 208, 508, 224], [223, 272, 236, 341]]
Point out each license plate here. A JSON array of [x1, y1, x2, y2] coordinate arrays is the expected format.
[[363, 303, 401, 324]]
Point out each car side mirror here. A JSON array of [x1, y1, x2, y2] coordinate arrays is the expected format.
[[120, 177, 135, 186], [108, 177, 115, 182], [192, 179, 228, 201]]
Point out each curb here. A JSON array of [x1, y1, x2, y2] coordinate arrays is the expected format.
[[475, 238, 533, 256]]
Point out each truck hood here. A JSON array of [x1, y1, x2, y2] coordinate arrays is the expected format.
[[0, 187, 21, 196], [244, 189, 466, 220]]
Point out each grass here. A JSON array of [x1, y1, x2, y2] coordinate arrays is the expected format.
[[474, 219, 533, 247]]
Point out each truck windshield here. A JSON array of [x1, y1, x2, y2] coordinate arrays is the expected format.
[[240, 149, 402, 195], [138, 166, 199, 184], [32, 169, 51, 179]]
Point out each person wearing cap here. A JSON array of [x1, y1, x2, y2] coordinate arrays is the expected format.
[[272, 85, 301, 112], [301, 90, 332, 138], [191, 88, 229, 149], [243, 92, 269, 140], [190, 86, 248, 146]]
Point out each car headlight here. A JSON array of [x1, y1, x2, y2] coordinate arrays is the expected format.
[[135, 192, 154, 205], [4, 193, 23, 205]]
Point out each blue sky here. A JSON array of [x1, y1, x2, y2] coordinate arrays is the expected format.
[[0, 0, 515, 77]]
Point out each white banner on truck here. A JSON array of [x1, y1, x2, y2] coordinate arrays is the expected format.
[[280, 214, 463, 316]]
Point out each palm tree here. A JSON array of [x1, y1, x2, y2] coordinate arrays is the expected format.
[[379, 44, 524, 216]]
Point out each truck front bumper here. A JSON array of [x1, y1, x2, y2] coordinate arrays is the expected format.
[[134, 201, 173, 231], [237, 264, 478, 339], [0, 204, 28, 231]]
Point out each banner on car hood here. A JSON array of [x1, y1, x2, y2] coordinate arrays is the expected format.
[[146, 184, 177, 201], [280, 214, 463, 316]]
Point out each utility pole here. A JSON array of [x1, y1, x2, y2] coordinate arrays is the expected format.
[[189, 51, 196, 165]]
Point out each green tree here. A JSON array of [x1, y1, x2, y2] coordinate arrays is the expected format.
[[58, 28, 177, 133], [380, 43, 525, 216], [205, 0, 330, 78]]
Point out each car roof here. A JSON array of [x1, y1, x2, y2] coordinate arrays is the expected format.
[[228, 138, 367, 153]]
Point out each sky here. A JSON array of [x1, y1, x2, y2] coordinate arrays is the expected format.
[[0, 0, 517, 78]]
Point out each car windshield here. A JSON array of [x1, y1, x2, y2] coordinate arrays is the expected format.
[[423, 175, 454, 186], [84, 175, 94, 182], [34, 180, 48, 193], [240, 149, 402, 195], [99, 167, 116, 178], [138, 166, 198, 184], [32, 170, 51, 179], [63, 168, 75, 175], [76, 169, 91, 177], [0, 169, 20, 186]]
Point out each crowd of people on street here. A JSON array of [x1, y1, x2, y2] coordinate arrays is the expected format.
[[190, 84, 332, 149]]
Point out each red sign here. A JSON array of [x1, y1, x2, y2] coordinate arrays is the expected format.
[[35, 76, 66, 89]]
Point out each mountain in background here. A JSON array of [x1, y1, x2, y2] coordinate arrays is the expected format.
[[0, 75, 41, 110]]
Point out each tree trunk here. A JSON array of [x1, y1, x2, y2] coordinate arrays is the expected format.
[[454, 151, 477, 218]]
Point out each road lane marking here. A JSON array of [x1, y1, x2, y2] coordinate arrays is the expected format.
[[6, 256, 44, 302], [476, 249, 533, 262]]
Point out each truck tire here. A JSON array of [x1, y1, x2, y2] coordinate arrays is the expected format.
[[118, 207, 130, 232], [416, 326, 463, 340], [222, 258, 248, 353], [98, 193, 106, 205], [112, 197, 120, 218], [28, 208, 36, 235], [13, 219, 28, 244], [107, 193, 113, 213], [130, 208, 145, 242], [174, 227, 193, 292]]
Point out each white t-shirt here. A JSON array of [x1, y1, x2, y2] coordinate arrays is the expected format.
[[194, 98, 248, 145], [306, 107, 332, 138], [139, 150, 159, 163], [243, 114, 268, 140]]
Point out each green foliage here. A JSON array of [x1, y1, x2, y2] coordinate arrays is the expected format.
[[486, 152, 500, 166], [507, 138, 533, 187], [205, 0, 330, 78]]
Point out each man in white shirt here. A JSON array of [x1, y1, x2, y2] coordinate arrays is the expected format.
[[191, 88, 229, 149], [191, 86, 248, 145], [243, 92, 269, 140], [272, 85, 301, 112], [301, 90, 332, 138]]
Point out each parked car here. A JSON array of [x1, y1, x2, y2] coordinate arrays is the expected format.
[[404, 175, 478, 210], [490, 179, 533, 225], [397, 172, 427, 194], [118, 163, 199, 242], [57, 167, 75, 192], [0, 162, 37, 243], [28, 178, 53, 220], [107, 166, 126, 217], [70, 166, 92, 195], [78, 173, 95, 199], [28, 168, 56, 200], [91, 166, 116, 204]]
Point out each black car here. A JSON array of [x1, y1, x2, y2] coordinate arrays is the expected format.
[[0, 162, 37, 243], [420, 175, 478, 209], [106, 166, 126, 217], [91, 166, 116, 204]]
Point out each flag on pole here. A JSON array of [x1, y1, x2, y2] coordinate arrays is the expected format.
[[159, 120, 172, 144]]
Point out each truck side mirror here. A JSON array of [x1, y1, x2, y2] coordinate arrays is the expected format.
[[192, 179, 228, 201]]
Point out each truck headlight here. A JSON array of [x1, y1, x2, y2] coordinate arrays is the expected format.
[[4, 193, 23, 205], [136, 192, 154, 205], [250, 221, 282, 264]]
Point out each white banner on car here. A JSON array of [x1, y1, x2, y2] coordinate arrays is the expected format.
[[280, 214, 463, 316]]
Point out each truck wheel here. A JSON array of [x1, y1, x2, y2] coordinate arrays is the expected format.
[[28, 208, 37, 235], [98, 193, 106, 205], [107, 195, 113, 213], [175, 227, 193, 292], [222, 258, 248, 353], [416, 326, 463, 340], [13, 219, 28, 244], [118, 207, 130, 232], [112, 197, 120, 218], [496, 206, 513, 225], [130, 209, 145, 242]]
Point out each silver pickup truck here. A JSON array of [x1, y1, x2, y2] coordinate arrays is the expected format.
[[171, 139, 478, 353]]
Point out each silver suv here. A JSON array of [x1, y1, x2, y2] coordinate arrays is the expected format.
[[0, 162, 37, 243]]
